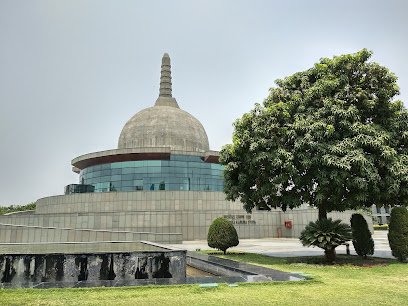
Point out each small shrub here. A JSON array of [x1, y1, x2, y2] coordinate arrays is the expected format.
[[388, 207, 408, 262], [373, 224, 389, 230], [350, 213, 374, 258], [300, 218, 352, 263], [207, 217, 239, 254]]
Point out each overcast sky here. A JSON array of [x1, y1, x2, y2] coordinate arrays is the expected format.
[[0, 0, 407, 206]]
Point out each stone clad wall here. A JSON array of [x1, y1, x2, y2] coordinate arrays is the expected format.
[[0, 189, 373, 242], [1, 211, 279, 241], [0, 223, 182, 243], [34, 191, 244, 214]]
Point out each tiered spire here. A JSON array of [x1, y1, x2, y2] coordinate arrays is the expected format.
[[159, 53, 172, 97], [155, 53, 179, 108]]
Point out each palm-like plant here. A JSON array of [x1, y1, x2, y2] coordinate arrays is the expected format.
[[300, 218, 352, 263]]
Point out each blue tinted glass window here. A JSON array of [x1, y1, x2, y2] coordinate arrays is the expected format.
[[122, 186, 134, 191], [133, 174, 144, 180], [161, 167, 170, 174], [102, 170, 111, 176], [111, 163, 122, 169], [134, 179, 143, 186], [111, 168, 122, 175], [122, 174, 134, 181], [122, 161, 135, 168], [122, 167, 135, 174], [122, 180, 133, 187], [170, 155, 181, 161], [80, 154, 224, 192], [133, 167, 146, 174], [113, 181, 122, 187], [189, 162, 201, 169], [148, 167, 161, 174], [147, 161, 161, 167], [134, 161, 147, 167], [100, 164, 110, 170], [186, 155, 201, 162]]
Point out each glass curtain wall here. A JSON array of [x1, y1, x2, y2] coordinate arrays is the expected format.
[[79, 155, 224, 192]]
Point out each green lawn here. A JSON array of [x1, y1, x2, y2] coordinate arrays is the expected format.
[[1, 253, 407, 306]]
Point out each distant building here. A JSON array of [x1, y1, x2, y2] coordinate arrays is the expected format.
[[371, 205, 391, 224]]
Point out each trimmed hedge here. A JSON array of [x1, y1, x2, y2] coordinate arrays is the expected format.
[[207, 217, 239, 254], [350, 213, 374, 258], [388, 207, 408, 262], [373, 224, 389, 230]]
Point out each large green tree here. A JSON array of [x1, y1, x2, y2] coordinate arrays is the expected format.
[[220, 49, 408, 219]]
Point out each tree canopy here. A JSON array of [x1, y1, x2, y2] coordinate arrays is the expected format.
[[0, 202, 36, 215], [220, 49, 408, 219]]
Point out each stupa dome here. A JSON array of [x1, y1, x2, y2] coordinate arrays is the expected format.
[[118, 54, 209, 152]]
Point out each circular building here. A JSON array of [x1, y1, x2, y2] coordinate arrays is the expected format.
[[0, 54, 367, 247], [69, 54, 222, 193]]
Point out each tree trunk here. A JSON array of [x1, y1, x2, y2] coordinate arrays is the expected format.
[[319, 201, 327, 220], [324, 248, 336, 263]]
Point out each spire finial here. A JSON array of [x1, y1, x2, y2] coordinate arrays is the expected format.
[[159, 53, 172, 97], [155, 53, 179, 108]]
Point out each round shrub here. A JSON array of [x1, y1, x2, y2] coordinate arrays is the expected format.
[[388, 207, 408, 262], [350, 213, 374, 258], [207, 217, 239, 254]]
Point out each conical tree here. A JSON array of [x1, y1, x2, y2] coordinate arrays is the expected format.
[[350, 213, 374, 258], [207, 217, 239, 254], [388, 207, 408, 262]]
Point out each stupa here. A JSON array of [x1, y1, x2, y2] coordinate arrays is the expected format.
[[0, 54, 369, 245]]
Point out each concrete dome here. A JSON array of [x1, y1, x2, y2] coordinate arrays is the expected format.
[[118, 53, 209, 152], [118, 104, 209, 152]]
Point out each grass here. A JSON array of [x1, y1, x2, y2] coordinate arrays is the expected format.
[[1, 253, 407, 306]]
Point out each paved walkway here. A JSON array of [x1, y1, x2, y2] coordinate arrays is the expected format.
[[169, 231, 393, 259]]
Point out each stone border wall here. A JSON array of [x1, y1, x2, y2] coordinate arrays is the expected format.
[[0, 224, 182, 244]]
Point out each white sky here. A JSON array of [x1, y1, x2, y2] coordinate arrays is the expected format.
[[1, 0, 407, 206]]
